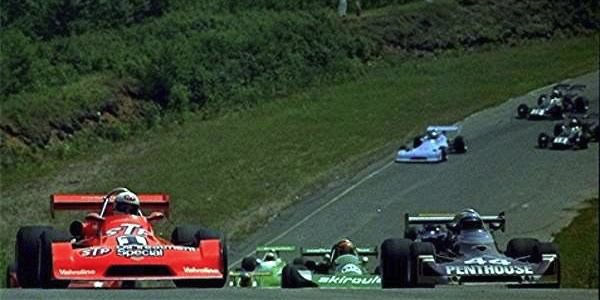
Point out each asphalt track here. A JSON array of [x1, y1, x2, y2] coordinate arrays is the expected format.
[[2, 72, 598, 299]]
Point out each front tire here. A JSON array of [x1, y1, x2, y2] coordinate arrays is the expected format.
[[452, 136, 466, 153], [410, 242, 435, 288], [505, 238, 539, 261], [281, 265, 315, 288], [16, 226, 52, 288], [380, 238, 412, 288], [517, 104, 529, 119], [537, 133, 549, 149]]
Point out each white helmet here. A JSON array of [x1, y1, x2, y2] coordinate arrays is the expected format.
[[114, 191, 140, 214]]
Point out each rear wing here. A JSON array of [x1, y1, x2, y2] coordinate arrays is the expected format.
[[405, 212, 505, 231], [426, 125, 461, 134], [255, 245, 296, 253], [50, 193, 170, 218], [301, 247, 377, 256]]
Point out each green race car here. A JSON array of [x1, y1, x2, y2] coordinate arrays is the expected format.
[[281, 239, 381, 288], [229, 245, 296, 288]]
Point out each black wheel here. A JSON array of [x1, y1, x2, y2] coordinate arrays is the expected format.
[[593, 125, 600, 142], [505, 238, 539, 261], [172, 225, 227, 288], [517, 104, 529, 119], [241, 256, 258, 272], [537, 133, 549, 149], [573, 97, 588, 113], [575, 135, 588, 149], [281, 265, 316, 288], [413, 136, 423, 148], [452, 136, 466, 153], [404, 227, 419, 241], [380, 238, 412, 288], [39, 229, 71, 288], [410, 242, 435, 288], [16, 226, 52, 288], [561, 97, 574, 112], [6, 262, 17, 288]]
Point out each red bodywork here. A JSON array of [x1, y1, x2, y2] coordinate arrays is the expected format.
[[42, 194, 225, 287]]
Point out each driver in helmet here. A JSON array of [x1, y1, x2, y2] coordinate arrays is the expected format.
[[427, 130, 440, 140], [450, 208, 484, 232], [113, 189, 141, 215], [331, 238, 358, 263]]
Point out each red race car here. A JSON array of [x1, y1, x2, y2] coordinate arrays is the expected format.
[[9, 188, 227, 289]]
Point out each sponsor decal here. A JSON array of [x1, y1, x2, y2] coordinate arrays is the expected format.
[[445, 264, 534, 276], [340, 264, 363, 275], [531, 109, 544, 115], [117, 245, 196, 258], [183, 267, 221, 275], [317, 275, 381, 285], [79, 247, 111, 257], [553, 137, 568, 144], [464, 257, 511, 266], [59, 269, 96, 276], [106, 224, 148, 237]]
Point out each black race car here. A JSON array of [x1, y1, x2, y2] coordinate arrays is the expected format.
[[538, 116, 599, 150], [379, 209, 560, 288], [517, 84, 589, 120]]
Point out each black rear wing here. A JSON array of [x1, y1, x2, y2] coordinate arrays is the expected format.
[[405, 212, 505, 231]]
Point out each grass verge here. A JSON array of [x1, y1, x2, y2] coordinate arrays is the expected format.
[[554, 198, 599, 289], [0, 35, 598, 286]]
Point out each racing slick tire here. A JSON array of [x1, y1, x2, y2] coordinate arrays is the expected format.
[[517, 104, 529, 119], [410, 242, 436, 288], [573, 97, 588, 113], [281, 264, 317, 288], [241, 256, 258, 272], [593, 125, 600, 142], [413, 136, 423, 148], [39, 229, 71, 288], [16, 226, 52, 288], [380, 238, 412, 288], [505, 238, 539, 261], [553, 124, 564, 137], [452, 136, 466, 154], [575, 135, 588, 149], [404, 227, 419, 241], [172, 225, 228, 288], [6, 262, 18, 288], [537, 133, 550, 149], [548, 105, 563, 119]]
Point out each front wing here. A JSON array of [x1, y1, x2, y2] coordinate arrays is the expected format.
[[413, 254, 559, 286]]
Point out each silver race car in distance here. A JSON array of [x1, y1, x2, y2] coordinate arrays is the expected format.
[[395, 126, 466, 163]]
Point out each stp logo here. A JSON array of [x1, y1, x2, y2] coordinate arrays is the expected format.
[[79, 247, 111, 257]]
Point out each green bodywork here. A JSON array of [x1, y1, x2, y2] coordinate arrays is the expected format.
[[229, 245, 295, 288]]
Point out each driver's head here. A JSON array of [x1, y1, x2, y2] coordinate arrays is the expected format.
[[263, 251, 277, 262], [550, 89, 561, 98], [114, 191, 140, 215], [428, 130, 440, 140], [455, 209, 484, 231], [334, 239, 356, 257]]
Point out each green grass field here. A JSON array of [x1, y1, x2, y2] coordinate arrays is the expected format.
[[0, 35, 598, 285], [554, 199, 599, 288]]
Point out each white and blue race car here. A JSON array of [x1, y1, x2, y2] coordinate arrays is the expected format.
[[395, 126, 466, 163]]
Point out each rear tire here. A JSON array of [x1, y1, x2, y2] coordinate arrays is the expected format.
[[404, 227, 419, 241], [575, 135, 588, 149], [241, 256, 258, 272], [380, 238, 412, 288], [452, 136, 466, 153], [410, 242, 435, 288], [16, 226, 52, 288], [553, 124, 564, 137], [537, 133, 549, 149], [39, 229, 71, 289], [573, 97, 588, 113], [505, 238, 539, 262], [413, 136, 423, 148], [517, 104, 529, 119]]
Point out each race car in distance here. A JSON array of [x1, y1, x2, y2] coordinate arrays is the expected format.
[[395, 126, 466, 163], [229, 245, 296, 287], [537, 116, 600, 150], [281, 239, 381, 288], [380, 209, 560, 288], [517, 84, 589, 120], [8, 188, 227, 289]]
